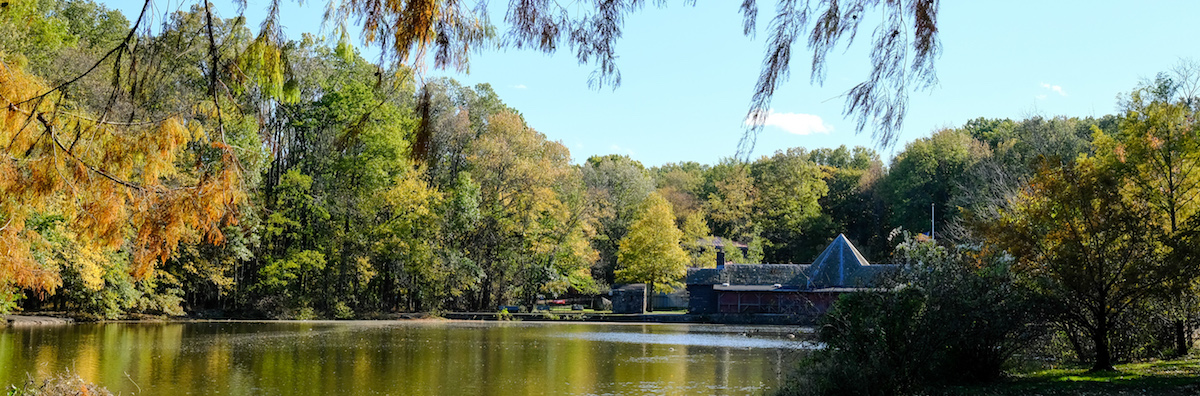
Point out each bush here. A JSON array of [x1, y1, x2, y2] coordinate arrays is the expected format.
[[333, 301, 354, 319], [294, 306, 317, 320], [774, 238, 1041, 396]]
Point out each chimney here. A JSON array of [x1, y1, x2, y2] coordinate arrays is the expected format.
[[716, 249, 725, 267]]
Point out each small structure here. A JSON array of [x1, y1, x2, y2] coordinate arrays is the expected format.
[[686, 234, 895, 318], [610, 284, 647, 314]]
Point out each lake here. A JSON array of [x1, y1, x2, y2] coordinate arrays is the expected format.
[[0, 320, 811, 395]]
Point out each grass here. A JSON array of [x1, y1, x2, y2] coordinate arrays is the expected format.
[[933, 357, 1200, 395]]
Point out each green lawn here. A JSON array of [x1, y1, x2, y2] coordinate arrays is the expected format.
[[934, 358, 1200, 395]]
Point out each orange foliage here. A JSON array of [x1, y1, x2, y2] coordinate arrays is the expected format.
[[0, 61, 245, 294]]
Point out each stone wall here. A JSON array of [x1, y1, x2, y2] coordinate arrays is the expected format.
[[686, 284, 717, 314], [611, 284, 646, 314]]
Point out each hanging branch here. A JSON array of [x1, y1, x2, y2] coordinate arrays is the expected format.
[[204, 0, 229, 145], [15, 0, 154, 106]]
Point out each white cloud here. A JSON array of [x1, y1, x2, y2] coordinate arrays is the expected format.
[[1040, 82, 1067, 96], [744, 110, 833, 135], [609, 144, 635, 155], [1035, 94, 1048, 100], [513, 84, 528, 90]]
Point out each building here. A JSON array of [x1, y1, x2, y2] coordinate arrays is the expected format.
[[686, 234, 895, 318]]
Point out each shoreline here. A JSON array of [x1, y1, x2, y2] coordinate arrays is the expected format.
[[3, 311, 817, 328], [2, 314, 73, 326]]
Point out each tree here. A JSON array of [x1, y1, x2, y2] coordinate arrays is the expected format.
[[616, 192, 687, 312], [985, 158, 1171, 371], [1096, 66, 1200, 357], [1, 43, 244, 308], [582, 154, 655, 284], [705, 160, 758, 240], [885, 129, 989, 235], [680, 212, 717, 269], [811, 146, 891, 259], [652, 161, 708, 226], [750, 148, 829, 262], [467, 110, 595, 308]]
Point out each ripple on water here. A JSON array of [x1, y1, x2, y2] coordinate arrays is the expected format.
[[553, 331, 818, 349]]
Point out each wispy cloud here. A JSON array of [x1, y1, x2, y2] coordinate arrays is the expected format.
[[512, 84, 528, 90], [744, 109, 833, 135], [1040, 82, 1067, 96], [609, 144, 635, 155]]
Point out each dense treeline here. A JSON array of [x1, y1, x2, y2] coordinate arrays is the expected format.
[[0, 0, 918, 318], [2, 1, 1199, 378]]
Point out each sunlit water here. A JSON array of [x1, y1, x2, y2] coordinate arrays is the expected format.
[[0, 320, 811, 395]]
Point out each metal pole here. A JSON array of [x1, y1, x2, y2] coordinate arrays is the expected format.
[[931, 202, 935, 241]]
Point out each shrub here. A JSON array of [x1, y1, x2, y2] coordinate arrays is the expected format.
[[294, 306, 317, 320], [333, 301, 354, 319], [774, 238, 1042, 395]]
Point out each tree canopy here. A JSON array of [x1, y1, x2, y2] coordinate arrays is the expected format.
[[616, 191, 688, 306]]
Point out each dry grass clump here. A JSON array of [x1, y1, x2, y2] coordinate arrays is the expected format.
[[6, 372, 112, 396]]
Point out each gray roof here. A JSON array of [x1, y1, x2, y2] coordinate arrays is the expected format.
[[687, 264, 809, 285], [806, 234, 880, 289]]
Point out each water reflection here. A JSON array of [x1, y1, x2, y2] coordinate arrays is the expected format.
[[0, 321, 809, 395]]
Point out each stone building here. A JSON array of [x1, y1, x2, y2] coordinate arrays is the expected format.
[[686, 234, 895, 317]]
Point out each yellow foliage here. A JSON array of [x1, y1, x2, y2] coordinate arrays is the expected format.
[[616, 192, 689, 293], [0, 59, 245, 294]]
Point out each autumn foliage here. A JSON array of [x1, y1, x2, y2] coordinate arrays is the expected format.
[[0, 60, 243, 296]]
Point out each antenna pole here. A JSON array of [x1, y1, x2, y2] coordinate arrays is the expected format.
[[931, 203, 935, 241]]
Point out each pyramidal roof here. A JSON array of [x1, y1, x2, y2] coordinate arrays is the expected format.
[[805, 234, 872, 288]]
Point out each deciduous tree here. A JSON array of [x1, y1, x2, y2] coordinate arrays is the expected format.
[[986, 158, 1171, 371], [616, 192, 687, 311]]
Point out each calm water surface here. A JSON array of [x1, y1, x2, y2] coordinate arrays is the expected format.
[[0, 321, 811, 395]]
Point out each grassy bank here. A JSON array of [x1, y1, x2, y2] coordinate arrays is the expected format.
[[934, 358, 1200, 395]]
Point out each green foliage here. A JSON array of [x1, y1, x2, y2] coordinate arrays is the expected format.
[[985, 157, 1172, 371], [0, 284, 22, 314], [884, 129, 990, 235], [333, 301, 354, 319], [583, 154, 656, 284], [777, 237, 1040, 396], [8, 1, 1197, 355], [750, 148, 829, 262], [705, 160, 758, 240], [680, 213, 717, 268], [0, 0, 75, 68], [294, 306, 317, 320]]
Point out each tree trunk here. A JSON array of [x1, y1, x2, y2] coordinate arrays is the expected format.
[[646, 283, 654, 313], [1175, 319, 1189, 357], [1091, 315, 1114, 372]]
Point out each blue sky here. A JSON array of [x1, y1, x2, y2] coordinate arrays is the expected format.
[[106, 0, 1200, 166]]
